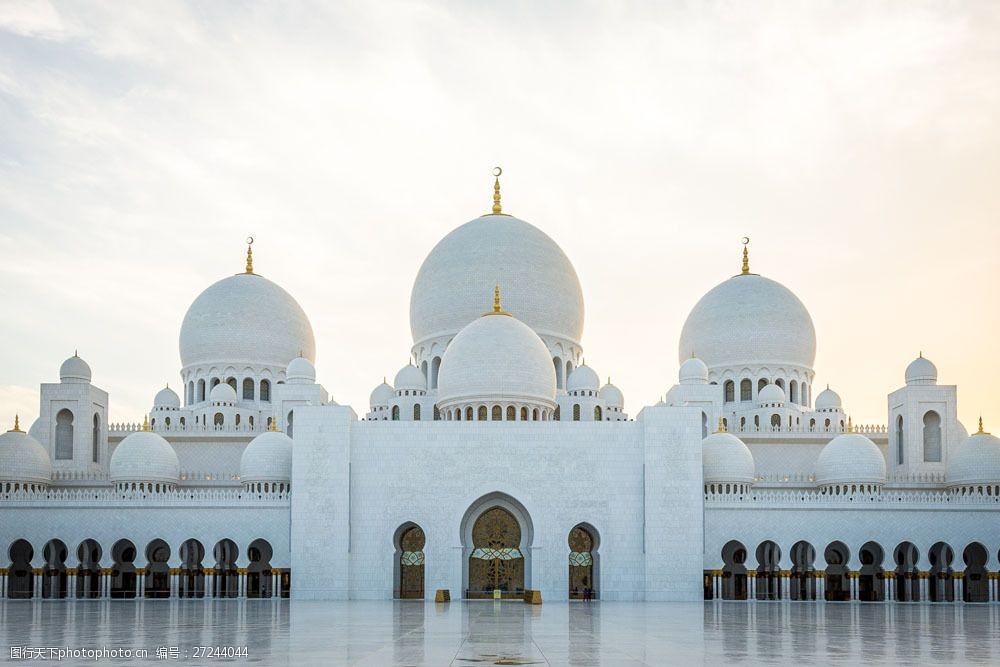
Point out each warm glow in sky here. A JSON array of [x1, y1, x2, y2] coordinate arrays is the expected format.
[[1, 1, 998, 433]]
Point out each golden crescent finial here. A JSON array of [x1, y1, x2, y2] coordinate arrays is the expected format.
[[492, 167, 502, 215], [741, 237, 750, 275], [245, 236, 255, 274]]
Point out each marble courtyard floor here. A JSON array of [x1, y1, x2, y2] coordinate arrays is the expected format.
[[1, 599, 999, 665]]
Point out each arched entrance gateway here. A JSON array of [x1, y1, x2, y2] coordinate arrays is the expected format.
[[396, 524, 425, 599], [461, 493, 533, 599], [569, 524, 599, 600]]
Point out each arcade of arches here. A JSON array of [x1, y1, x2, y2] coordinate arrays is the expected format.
[[2, 538, 289, 600], [707, 539, 1000, 603]]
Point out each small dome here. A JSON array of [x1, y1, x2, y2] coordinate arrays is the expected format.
[[947, 425, 1000, 487], [905, 354, 938, 385], [600, 381, 624, 408], [153, 385, 180, 409], [567, 364, 600, 393], [758, 383, 785, 405], [286, 356, 316, 384], [27, 418, 42, 442], [815, 432, 886, 487], [702, 431, 755, 484], [210, 382, 237, 404], [679, 357, 709, 385], [240, 430, 293, 484], [437, 301, 556, 410], [815, 387, 841, 412], [0, 424, 52, 485], [110, 431, 179, 485], [394, 364, 427, 392], [60, 353, 91, 383], [369, 381, 394, 408]]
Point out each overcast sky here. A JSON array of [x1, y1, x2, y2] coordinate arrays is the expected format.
[[1, 1, 998, 433]]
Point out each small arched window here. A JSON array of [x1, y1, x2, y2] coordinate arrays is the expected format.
[[92, 413, 101, 463], [896, 415, 905, 465], [243, 378, 254, 400], [213, 413, 224, 426], [433, 405, 440, 421], [595, 406, 602, 421], [235, 414, 241, 427], [466, 407, 474, 421], [211, 377, 220, 388], [260, 379, 271, 402], [758, 378, 768, 392], [923, 411, 942, 462], [573, 404, 581, 421], [413, 404, 421, 421], [724, 381, 735, 403], [431, 357, 442, 389], [554, 406, 561, 421], [478, 406, 488, 421], [391, 406, 400, 421], [492, 405, 502, 421], [506, 406, 515, 421], [533, 408, 540, 421], [740, 379, 752, 402], [197, 379, 206, 402], [226, 377, 237, 391], [789, 380, 798, 404], [775, 378, 784, 391], [553, 357, 564, 389], [180, 417, 186, 428], [187, 381, 194, 405], [521, 407, 528, 421], [55, 409, 74, 460]]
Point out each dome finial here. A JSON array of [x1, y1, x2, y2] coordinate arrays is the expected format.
[[977, 416, 988, 435], [847, 416, 853, 433], [492, 167, 503, 215], [11, 414, 21, 432], [269, 417, 278, 432], [741, 237, 750, 274], [717, 416, 727, 433], [485, 283, 511, 316], [142, 414, 150, 432], [245, 236, 255, 274]]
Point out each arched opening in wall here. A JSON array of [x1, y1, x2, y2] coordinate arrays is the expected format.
[[286, 411, 294, 438], [213, 539, 239, 598], [521, 407, 528, 421], [110, 539, 138, 599], [92, 413, 101, 463], [893, 542, 920, 602], [391, 406, 400, 421], [568, 524, 599, 600], [928, 542, 955, 602], [247, 538, 274, 599], [803, 383, 809, 407], [775, 378, 784, 391], [923, 411, 942, 462], [226, 377, 237, 391], [565, 361, 574, 385], [739, 379, 752, 402], [724, 381, 735, 403], [789, 380, 798, 404], [394, 524, 425, 599], [144, 539, 171, 598], [896, 415, 905, 465], [76, 539, 102, 599], [858, 541, 885, 602], [420, 360, 428, 384], [962, 542, 989, 603], [260, 379, 271, 402], [431, 357, 441, 389], [433, 405, 440, 421], [197, 379, 206, 402], [478, 406, 487, 421], [721, 540, 748, 600], [187, 381, 194, 405], [492, 405, 502, 421], [413, 404, 421, 421], [702, 412, 709, 438], [42, 539, 68, 599], [823, 541, 850, 601], [573, 404, 581, 421], [770, 414, 781, 429], [462, 493, 532, 599], [507, 406, 516, 421], [754, 541, 781, 600], [7, 540, 34, 599], [179, 539, 205, 598], [790, 541, 816, 600], [213, 412, 224, 427], [55, 408, 74, 460], [466, 407, 474, 421], [758, 378, 768, 392], [243, 378, 255, 400], [594, 406, 602, 421], [553, 357, 563, 389]]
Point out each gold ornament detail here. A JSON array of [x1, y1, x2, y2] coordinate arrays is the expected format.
[[244, 236, 255, 274], [741, 237, 751, 274], [11, 414, 22, 433], [484, 284, 511, 317], [142, 415, 150, 432], [492, 167, 503, 214]]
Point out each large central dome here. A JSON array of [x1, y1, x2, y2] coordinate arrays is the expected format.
[[678, 273, 816, 372], [409, 214, 584, 347]]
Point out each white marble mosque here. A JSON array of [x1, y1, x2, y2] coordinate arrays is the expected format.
[[1, 173, 999, 605]]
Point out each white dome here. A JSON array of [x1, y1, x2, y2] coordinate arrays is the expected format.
[[153, 385, 180, 409], [679, 357, 709, 385], [905, 354, 937, 385], [60, 353, 91, 383], [369, 381, 394, 408], [179, 272, 315, 370], [815, 433, 887, 487], [0, 425, 51, 485], [947, 427, 1000, 486], [409, 215, 584, 347], [815, 386, 842, 411], [437, 309, 556, 409], [240, 430, 293, 484], [286, 356, 316, 384], [702, 431, 755, 484], [210, 382, 237, 404], [758, 383, 785, 405], [27, 418, 42, 442], [600, 382, 624, 408], [394, 364, 427, 392], [110, 431, 180, 485], [567, 364, 600, 393], [679, 274, 816, 372]]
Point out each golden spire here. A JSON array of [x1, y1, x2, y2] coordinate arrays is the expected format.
[[485, 283, 511, 316], [244, 236, 255, 274], [142, 414, 150, 432], [492, 167, 502, 215], [269, 417, 278, 432], [847, 416, 853, 433], [717, 416, 727, 433], [11, 414, 22, 433], [741, 237, 750, 275], [977, 417, 989, 435]]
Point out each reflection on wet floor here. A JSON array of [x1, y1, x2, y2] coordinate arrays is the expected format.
[[1, 599, 998, 665]]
